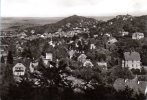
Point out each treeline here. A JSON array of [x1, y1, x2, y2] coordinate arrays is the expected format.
[[2, 83, 145, 100]]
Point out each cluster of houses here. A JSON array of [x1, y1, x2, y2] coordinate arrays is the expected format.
[[17, 27, 89, 41], [1, 48, 145, 95], [0, 26, 146, 96], [10, 50, 144, 76]]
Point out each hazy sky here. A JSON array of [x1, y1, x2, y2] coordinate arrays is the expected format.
[[1, 0, 147, 17]]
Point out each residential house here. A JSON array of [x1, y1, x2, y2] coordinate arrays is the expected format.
[[132, 32, 144, 40], [31, 30, 35, 34], [83, 59, 94, 68], [93, 35, 98, 38], [107, 37, 117, 44], [122, 31, 129, 36], [78, 54, 87, 63], [40, 35, 45, 38], [68, 50, 75, 59], [29, 61, 38, 73], [42, 53, 53, 65], [105, 33, 111, 37], [122, 51, 141, 70], [19, 32, 27, 39], [89, 38, 96, 50], [97, 61, 107, 70], [48, 40, 56, 48], [13, 63, 26, 76]]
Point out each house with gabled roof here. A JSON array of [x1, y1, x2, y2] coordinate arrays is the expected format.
[[97, 61, 107, 70], [78, 54, 87, 63], [107, 37, 117, 44], [83, 59, 94, 68], [13, 63, 26, 76], [132, 32, 144, 40], [122, 51, 141, 70], [29, 61, 38, 73], [41, 52, 53, 67]]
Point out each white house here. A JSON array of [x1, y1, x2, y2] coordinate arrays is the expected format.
[[90, 44, 96, 50], [40, 35, 45, 38], [19, 32, 27, 39], [48, 41, 56, 47], [132, 32, 144, 40], [122, 52, 141, 70], [83, 60, 94, 68], [105, 33, 111, 37], [29, 62, 38, 73], [13, 63, 26, 76], [122, 31, 129, 36], [107, 37, 117, 44], [46, 53, 53, 61], [42, 53, 53, 65], [68, 50, 75, 59], [31, 30, 35, 34], [78, 54, 87, 63], [97, 62, 107, 70]]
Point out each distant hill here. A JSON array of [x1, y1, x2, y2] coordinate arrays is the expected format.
[[1, 16, 114, 31], [94, 15, 147, 37], [2, 15, 147, 37], [26, 15, 99, 34]]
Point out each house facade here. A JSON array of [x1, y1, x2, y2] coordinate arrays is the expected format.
[[132, 32, 144, 40], [97, 62, 107, 70], [42, 53, 53, 65], [29, 61, 38, 73], [122, 52, 141, 70], [13, 63, 26, 76], [78, 54, 87, 63], [83, 60, 94, 68], [107, 37, 117, 44]]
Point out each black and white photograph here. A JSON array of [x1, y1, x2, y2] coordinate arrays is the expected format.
[[0, 0, 147, 100]]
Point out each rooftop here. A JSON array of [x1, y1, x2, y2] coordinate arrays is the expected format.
[[124, 51, 140, 61]]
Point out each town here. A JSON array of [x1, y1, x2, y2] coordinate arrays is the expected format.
[[0, 14, 147, 100]]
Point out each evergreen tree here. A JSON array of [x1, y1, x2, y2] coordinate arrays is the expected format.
[[1, 55, 5, 63], [7, 51, 13, 64]]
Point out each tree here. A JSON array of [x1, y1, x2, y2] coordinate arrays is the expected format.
[[115, 86, 134, 100], [7, 51, 13, 64], [141, 45, 147, 65], [108, 66, 134, 83], [22, 48, 33, 59], [131, 69, 141, 75], [1, 55, 5, 63]]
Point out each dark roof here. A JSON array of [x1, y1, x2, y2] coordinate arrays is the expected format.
[[124, 52, 140, 61]]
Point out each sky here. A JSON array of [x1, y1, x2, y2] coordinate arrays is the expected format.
[[1, 0, 147, 17]]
